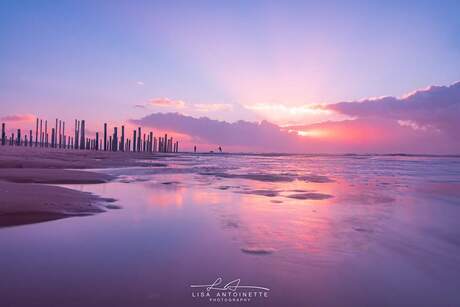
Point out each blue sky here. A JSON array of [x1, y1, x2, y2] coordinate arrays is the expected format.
[[1, 0, 459, 127]]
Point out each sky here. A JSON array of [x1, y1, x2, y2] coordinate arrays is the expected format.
[[1, 1, 460, 153]]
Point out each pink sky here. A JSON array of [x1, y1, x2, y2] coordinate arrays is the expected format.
[[2, 81, 460, 154], [2, 2, 460, 154]]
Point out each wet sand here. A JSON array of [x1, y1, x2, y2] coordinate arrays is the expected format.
[[0, 146, 171, 227], [0, 152, 459, 306]]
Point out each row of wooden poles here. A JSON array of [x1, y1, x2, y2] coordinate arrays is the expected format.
[[0, 118, 179, 153]]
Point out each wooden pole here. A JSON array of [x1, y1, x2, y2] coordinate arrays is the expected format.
[[16, 129, 21, 146], [74, 120, 78, 149], [1, 123, 5, 145], [55, 119, 58, 147], [51, 128, 55, 148], [113, 127, 118, 152], [58, 120, 62, 148], [35, 118, 39, 147], [143, 133, 146, 152], [120, 125, 125, 152], [104, 123, 107, 151], [80, 120, 85, 150], [133, 130, 137, 152], [149, 132, 153, 152], [137, 127, 141, 152], [95, 132, 99, 150], [44, 120, 48, 147], [39, 119, 43, 147]]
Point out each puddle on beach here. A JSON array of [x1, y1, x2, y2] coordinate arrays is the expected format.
[[0, 154, 459, 306]]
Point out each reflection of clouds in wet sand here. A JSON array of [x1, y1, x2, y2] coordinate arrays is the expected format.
[[189, 173, 399, 266], [110, 153, 457, 281], [6, 153, 456, 306]]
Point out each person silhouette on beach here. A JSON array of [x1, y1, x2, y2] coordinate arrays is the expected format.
[[194, 145, 196, 153]]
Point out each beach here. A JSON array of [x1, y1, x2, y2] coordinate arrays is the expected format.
[[0, 146, 169, 227], [0, 150, 459, 306]]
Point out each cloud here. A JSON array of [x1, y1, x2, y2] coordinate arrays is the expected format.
[[243, 103, 335, 126], [0, 114, 35, 122], [144, 99, 234, 113], [136, 81, 145, 86], [193, 103, 233, 112], [127, 82, 460, 154], [130, 112, 299, 151], [322, 81, 460, 135], [149, 98, 186, 108], [130, 109, 459, 154], [245, 103, 330, 115]]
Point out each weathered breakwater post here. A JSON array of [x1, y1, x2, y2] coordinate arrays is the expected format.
[[1, 123, 5, 145], [35, 118, 38, 146], [51, 128, 55, 148], [59, 120, 62, 148], [137, 127, 141, 152], [80, 120, 85, 150], [113, 127, 118, 152], [39, 119, 43, 147], [16, 129, 21, 146], [95, 132, 99, 150], [143, 133, 146, 152], [55, 119, 58, 147], [62, 121, 65, 148], [149, 132, 153, 152], [44, 120, 48, 147], [133, 130, 137, 152], [74, 120, 79, 149], [104, 123, 107, 151], [120, 125, 125, 152]]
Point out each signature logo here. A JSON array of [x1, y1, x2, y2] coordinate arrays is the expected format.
[[190, 277, 270, 292], [190, 277, 270, 303]]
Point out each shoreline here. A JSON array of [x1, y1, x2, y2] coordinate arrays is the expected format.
[[0, 146, 173, 227]]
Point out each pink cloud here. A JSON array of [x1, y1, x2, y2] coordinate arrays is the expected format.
[[0, 114, 35, 122], [149, 98, 185, 108], [193, 103, 233, 112], [128, 82, 460, 154], [130, 111, 459, 154], [130, 112, 299, 152], [321, 81, 460, 136], [285, 118, 458, 154]]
